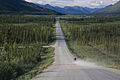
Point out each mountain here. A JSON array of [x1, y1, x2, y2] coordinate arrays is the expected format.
[[38, 4, 100, 14], [95, 1, 120, 14], [0, 0, 61, 15]]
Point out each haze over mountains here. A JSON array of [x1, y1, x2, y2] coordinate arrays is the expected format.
[[38, 4, 100, 14], [0, 0, 61, 15], [96, 1, 120, 14], [38, 1, 120, 14], [0, 0, 120, 15]]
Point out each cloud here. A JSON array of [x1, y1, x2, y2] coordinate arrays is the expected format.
[[25, 0, 119, 8], [91, 3, 101, 6]]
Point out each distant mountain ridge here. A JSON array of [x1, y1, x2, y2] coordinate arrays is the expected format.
[[38, 1, 120, 14], [0, 0, 119, 15], [95, 1, 120, 14], [38, 4, 100, 14], [0, 0, 61, 15]]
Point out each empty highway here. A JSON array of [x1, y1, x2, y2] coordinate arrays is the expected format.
[[33, 21, 120, 80]]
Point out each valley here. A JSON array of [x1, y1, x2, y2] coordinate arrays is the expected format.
[[0, 0, 120, 80]]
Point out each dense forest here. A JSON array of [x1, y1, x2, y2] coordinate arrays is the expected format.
[[60, 15, 120, 69], [0, 15, 56, 80]]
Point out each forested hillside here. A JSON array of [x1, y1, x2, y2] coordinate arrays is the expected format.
[[0, 0, 61, 15]]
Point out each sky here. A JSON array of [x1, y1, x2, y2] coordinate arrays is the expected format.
[[25, 0, 120, 8]]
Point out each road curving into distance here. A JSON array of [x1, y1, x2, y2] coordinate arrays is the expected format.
[[33, 21, 120, 80]]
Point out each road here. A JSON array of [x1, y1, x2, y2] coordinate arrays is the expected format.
[[33, 21, 120, 80]]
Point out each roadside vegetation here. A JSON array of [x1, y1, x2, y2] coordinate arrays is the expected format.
[[60, 15, 120, 69], [0, 15, 56, 80]]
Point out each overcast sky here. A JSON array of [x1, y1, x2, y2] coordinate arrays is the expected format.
[[25, 0, 119, 8]]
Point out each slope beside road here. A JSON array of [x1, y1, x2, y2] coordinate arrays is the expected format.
[[33, 21, 120, 80]]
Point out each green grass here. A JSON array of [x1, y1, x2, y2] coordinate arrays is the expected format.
[[68, 41, 120, 68]]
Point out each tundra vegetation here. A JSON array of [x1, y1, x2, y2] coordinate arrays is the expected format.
[[0, 15, 56, 80], [60, 15, 120, 69]]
